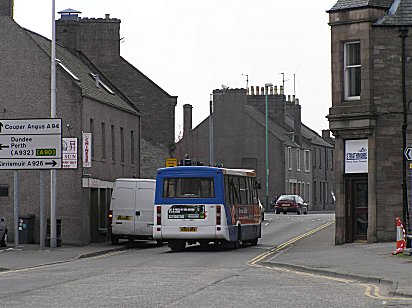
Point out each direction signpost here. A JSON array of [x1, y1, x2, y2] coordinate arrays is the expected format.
[[0, 118, 62, 249], [0, 119, 62, 169]]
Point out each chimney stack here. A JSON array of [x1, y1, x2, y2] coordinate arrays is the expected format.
[[183, 104, 193, 137], [0, 0, 13, 18], [293, 99, 302, 146], [322, 129, 331, 139]]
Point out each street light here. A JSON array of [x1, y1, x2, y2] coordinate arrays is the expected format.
[[265, 83, 273, 212]]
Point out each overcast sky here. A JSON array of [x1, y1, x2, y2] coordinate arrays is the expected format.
[[14, 0, 337, 138]]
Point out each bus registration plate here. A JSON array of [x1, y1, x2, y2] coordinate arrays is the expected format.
[[180, 227, 198, 232]]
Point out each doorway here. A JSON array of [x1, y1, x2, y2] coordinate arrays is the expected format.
[[345, 175, 368, 242]]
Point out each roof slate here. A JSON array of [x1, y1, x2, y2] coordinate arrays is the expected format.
[[329, 0, 393, 11], [375, 0, 412, 25], [25, 30, 139, 114], [244, 105, 300, 148], [284, 114, 334, 148]]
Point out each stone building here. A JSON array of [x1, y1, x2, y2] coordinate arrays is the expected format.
[[327, 0, 412, 243], [0, 13, 140, 244], [55, 9, 177, 178], [177, 87, 335, 211]]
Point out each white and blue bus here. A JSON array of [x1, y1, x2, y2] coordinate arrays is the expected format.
[[153, 165, 262, 251]]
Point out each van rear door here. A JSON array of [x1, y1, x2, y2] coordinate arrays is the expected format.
[[112, 183, 135, 235], [135, 185, 155, 237]]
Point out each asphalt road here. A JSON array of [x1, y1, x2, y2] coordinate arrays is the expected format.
[[0, 213, 388, 307]]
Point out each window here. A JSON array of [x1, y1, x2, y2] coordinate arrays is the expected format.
[[297, 149, 301, 171], [111, 125, 115, 161], [344, 41, 361, 100], [120, 127, 125, 163], [313, 147, 317, 169], [101, 122, 106, 160], [0, 185, 8, 197], [131, 131, 135, 165], [306, 183, 310, 203], [314, 181, 317, 202], [304, 150, 310, 172], [319, 148, 322, 169], [56, 59, 80, 82], [287, 147, 292, 170], [331, 150, 334, 170], [90, 118, 94, 159], [163, 178, 215, 198]]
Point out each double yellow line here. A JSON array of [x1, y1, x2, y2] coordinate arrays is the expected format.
[[247, 220, 335, 266]]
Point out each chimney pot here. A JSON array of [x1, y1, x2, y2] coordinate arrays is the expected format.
[[105, 14, 110, 19], [280, 86, 284, 95], [274, 86, 278, 95]]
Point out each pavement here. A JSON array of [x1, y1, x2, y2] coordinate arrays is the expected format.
[[265, 223, 412, 298], [1, 223, 411, 298]]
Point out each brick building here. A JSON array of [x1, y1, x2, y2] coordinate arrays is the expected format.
[[328, 0, 412, 243], [178, 87, 335, 211]]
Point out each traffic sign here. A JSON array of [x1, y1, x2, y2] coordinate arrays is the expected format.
[[0, 119, 62, 170], [166, 158, 178, 167], [405, 147, 412, 161]]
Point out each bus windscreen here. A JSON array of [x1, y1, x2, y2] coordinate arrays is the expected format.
[[163, 177, 215, 198]]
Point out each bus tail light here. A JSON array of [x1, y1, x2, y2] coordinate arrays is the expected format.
[[216, 206, 221, 225], [156, 206, 162, 225]]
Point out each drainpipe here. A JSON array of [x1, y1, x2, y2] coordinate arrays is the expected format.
[[400, 27, 410, 233]]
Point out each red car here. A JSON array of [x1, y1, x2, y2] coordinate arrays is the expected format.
[[275, 195, 308, 215]]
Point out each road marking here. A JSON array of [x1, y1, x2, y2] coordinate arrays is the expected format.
[[361, 283, 412, 301], [247, 220, 335, 265], [247, 221, 412, 302]]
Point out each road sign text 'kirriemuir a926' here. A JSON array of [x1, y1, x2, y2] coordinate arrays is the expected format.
[[0, 119, 62, 170]]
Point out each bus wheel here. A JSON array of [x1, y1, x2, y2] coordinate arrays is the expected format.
[[250, 238, 258, 246], [169, 240, 186, 252]]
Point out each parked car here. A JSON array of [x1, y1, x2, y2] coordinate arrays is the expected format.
[[274, 195, 308, 215], [0, 217, 7, 247]]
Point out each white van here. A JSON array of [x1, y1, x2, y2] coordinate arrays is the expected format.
[[109, 179, 161, 245]]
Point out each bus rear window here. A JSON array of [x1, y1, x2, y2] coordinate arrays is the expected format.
[[163, 178, 215, 198]]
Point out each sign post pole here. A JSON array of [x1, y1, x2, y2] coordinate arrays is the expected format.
[[13, 170, 19, 249]]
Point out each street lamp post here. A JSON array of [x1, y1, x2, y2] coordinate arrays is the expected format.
[[209, 94, 214, 166], [265, 83, 273, 212]]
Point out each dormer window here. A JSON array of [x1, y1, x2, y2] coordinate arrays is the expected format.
[[344, 41, 361, 100], [56, 59, 80, 82], [90, 73, 115, 95]]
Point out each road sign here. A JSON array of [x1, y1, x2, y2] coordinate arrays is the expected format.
[[405, 147, 412, 161], [0, 119, 62, 170], [166, 158, 178, 167]]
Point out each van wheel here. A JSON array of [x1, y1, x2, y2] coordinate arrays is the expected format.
[[250, 238, 258, 246], [110, 234, 119, 245], [156, 240, 164, 246], [169, 240, 185, 252]]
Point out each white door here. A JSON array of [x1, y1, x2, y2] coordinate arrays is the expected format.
[[135, 187, 155, 237], [112, 186, 135, 235]]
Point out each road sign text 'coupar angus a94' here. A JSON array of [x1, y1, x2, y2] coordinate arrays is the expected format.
[[0, 119, 62, 170]]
